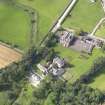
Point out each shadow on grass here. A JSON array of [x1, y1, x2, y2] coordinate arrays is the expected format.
[[88, 68, 105, 84]]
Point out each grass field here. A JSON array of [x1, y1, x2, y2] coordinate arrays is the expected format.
[[17, 0, 70, 44], [95, 22, 105, 38], [89, 69, 105, 91], [63, 0, 104, 32], [0, 1, 30, 50], [53, 44, 105, 83]]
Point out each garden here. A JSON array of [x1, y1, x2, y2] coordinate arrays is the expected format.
[[53, 44, 105, 83]]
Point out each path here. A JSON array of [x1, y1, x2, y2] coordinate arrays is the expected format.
[[90, 17, 105, 36], [88, 35, 105, 42], [52, 0, 78, 33]]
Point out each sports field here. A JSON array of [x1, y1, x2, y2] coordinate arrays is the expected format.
[[0, 43, 22, 69], [17, 0, 70, 44], [63, 0, 104, 32]]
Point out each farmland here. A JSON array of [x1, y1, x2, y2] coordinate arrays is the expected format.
[[0, 43, 22, 69], [63, 0, 104, 32], [0, 1, 30, 50], [1, 0, 105, 104]]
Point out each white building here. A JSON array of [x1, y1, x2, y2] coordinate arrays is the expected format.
[[60, 31, 74, 47], [51, 68, 65, 76], [53, 57, 65, 68], [29, 73, 42, 87]]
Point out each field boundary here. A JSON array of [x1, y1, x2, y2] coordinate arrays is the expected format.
[[39, 0, 78, 47], [11, 0, 38, 46], [0, 41, 23, 54]]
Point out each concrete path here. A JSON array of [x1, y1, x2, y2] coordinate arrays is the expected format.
[[52, 0, 78, 33], [90, 17, 105, 36]]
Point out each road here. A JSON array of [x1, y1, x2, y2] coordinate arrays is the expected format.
[[52, 0, 78, 33], [90, 17, 105, 36]]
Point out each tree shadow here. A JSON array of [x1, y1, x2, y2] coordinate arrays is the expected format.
[[87, 68, 105, 84]]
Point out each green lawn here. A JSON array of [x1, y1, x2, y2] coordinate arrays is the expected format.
[[54, 44, 105, 83], [63, 0, 104, 32], [0, 1, 30, 50], [96, 22, 105, 38], [89, 70, 105, 91], [17, 0, 70, 45]]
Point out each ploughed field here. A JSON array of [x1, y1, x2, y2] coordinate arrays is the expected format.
[[0, 43, 22, 69]]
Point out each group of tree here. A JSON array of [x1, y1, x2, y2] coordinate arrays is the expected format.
[[77, 56, 105, 84], [29, 74, 105, 105], [0, 46, 38, 104]]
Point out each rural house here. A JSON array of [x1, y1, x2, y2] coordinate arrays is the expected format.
[[53, 57, 65, 68], [51, 67, 65, 76], [60, 31, 74, 47]]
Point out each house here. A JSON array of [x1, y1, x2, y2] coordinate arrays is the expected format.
[[29, 73, 42, 87], [80, 36, 94, 53], [81, 36, 103, 48], [60, 31, 74, 47], [85, 43, 94, 54], [37, 64, 48, 74], [51, 67, 65, 76], [53, 57, 65, 68], [94, 39, 103, 48]]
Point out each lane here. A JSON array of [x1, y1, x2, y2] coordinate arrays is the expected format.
[[52, 0, 78, 33]]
